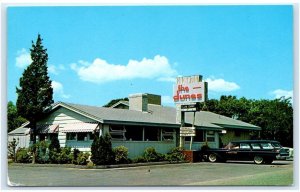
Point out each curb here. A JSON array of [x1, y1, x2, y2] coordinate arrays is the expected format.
[[9, 161, 188, 169]]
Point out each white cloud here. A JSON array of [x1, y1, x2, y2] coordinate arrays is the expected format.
[[71, 55, 177, 83], [161, 95, 174, 104], [48, 64, 65, 75], [271, 89, 293, 99], [51, 81, 70, 99], [205, 78, 240, 92], [16, 48, 32, 68]]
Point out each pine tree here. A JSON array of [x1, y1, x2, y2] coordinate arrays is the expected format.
[[91, 134, 100, 165], [16, 34, 53, 163], [91, 133, 115, 165]]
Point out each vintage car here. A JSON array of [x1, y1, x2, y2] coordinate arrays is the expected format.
[[202, 140, 281, 164], [268, 140, 290, 160]]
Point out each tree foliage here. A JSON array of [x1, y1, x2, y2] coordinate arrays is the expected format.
[[103, 97, 128, 107], [200, 95, 293, 147], [91, 132, 115, 165], [16, 34, 54, 163], [7, 101, 27, 133]]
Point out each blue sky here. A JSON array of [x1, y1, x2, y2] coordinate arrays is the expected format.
[[7, 5, 293, 107]]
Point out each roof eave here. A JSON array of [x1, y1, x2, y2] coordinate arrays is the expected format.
[[213, 123, 261, 131]]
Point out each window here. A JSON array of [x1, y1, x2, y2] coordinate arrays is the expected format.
[[77, 133, 88, 141], [240, 143, 251, 149], [162, 128, 174, 141], [206, 131, 215, 142], [125, 126, 143, 141], [260, 143, 274, 149], [235, 131, 241, 137], [231, 143, 239, 149], [144, 127, 161, 141], [66, 133, 76, 140], [88, 132, 95, 141], [251, 143, 261, 149], [194, 130, 204, 142], [109, 125, 126, 141]]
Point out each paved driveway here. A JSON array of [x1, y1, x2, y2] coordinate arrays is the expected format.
[[7, 160, 293, 187]]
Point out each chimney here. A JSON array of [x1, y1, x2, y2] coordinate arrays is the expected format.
[[129, 93, 161, 112]]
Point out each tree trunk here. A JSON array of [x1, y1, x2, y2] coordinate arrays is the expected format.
[[31, 121, 37, 164]]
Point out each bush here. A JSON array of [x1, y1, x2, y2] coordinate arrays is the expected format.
[[91, 133, 115, 165], [76, 152, 90, 165], [48, 135, 61, 163], [143, 147, 163, 162], [16, 148, 31, 163], [36, 141, 50, 164], [132, 156, 147, 163], [113, 146, 129, 164], [165, 147, 185, 162], [72, 148, 80, 164], [58, 147, 72, 164], [49, 135, 61, 153]]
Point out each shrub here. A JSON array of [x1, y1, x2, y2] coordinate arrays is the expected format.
[[91, 134, 100, 165], [86, 161, 94, 168], [165, 147, 185, 162], [36, 141, 50, 164], [72, 148, 80, 164], [48, 135, 61, 163], [8, 138, 19, 162], [58, 147, 72, 164], [16, 148, 31, 163], [91, 133, 115, 165], [132, 156, 147, 163], [113, 146, 129, 164], [76, 152, 90, 165], [49, 135, 61, 153], [143, 147, 163, 162]]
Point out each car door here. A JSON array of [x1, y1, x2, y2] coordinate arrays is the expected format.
[[226, 142, 239, 160], [237, 143, 251, 160]]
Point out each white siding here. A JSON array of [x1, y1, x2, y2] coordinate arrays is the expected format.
[[8, 135, 30, 150], [38, 107, 96, 125], [37, 107, 98, 148]]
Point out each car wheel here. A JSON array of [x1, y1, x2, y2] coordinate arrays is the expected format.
[[208, 153, 217, 163], [254, 156, 264, 164]]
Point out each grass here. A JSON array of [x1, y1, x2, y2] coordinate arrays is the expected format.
[[187, 168, 293, 186]]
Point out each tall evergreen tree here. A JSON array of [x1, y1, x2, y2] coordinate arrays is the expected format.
[[16, 34, 53, 163]]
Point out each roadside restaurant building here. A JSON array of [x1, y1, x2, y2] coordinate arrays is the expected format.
[[9, 93, 261, 159]]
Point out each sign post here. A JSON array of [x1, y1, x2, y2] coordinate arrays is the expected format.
[[174, 75, 207, 150]]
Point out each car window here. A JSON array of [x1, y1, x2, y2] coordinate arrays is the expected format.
[[231, 143, 239, 149], [251, 143, 261, 149], [272, 143, 282, 148], [240, 143, 251, 149], [260, 143, 274, 149]]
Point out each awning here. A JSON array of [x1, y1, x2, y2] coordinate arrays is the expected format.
[[37, 124, 59, 133], [59, 123, 99, 133]]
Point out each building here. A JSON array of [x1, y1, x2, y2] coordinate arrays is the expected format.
[[8, 93, 261, 158]]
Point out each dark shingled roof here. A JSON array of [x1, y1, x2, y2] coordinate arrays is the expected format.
[[53, 102, 260, 130]]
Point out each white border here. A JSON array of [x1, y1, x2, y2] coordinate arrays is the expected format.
[[1, 1, 299, 192]]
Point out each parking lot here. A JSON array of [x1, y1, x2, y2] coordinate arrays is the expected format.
[[7, 160, 293, 187]]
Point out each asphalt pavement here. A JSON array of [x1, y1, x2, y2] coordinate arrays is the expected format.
[[7, 160, 293, 187]]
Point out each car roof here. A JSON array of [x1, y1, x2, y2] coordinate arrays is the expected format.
[[231, 140, 280, 144]]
